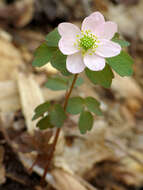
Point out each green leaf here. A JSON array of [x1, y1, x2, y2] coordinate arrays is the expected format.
[[32, 101, 51, 120], [85, 97, 102, 116], [32, 43, 71, 76], [68, 76, 84, 88], [45, 76, 67, 91], [45, 75, 84, 91], [32, 30, 70, 76], [85, 64, 114, 88], [49, 104, 66, 128], [75, 77, 84, 87], [112, 33, 130, 47], [112, 39, 130, 47], [45, 28, 61, 47], [106, 51, 134, 77], [36, 116, 53, 130], [78, 111, 94, 134], [66, 97, 84, 115], [32, 43, 56, 67], [51, 49, 71, 76], [113, 33, 120, 39]]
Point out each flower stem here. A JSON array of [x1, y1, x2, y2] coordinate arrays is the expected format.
[[41, 74, 78, 183]]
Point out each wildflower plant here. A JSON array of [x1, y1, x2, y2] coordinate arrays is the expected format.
[[32, 12, 133, 180]]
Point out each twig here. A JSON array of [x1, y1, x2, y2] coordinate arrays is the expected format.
[[41, 74, 78, 183]]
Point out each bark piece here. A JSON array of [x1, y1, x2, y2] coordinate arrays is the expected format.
[[0, 146, 6, 185]]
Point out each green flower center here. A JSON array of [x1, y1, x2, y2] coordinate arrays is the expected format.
[[74, 30, 100, 55], [80, 35, 95, 50]]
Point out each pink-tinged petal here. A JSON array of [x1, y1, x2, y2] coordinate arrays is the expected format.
[[58, 37, 79, 55], [66, 52, 85, 74], [96, 39, 121, 58], [96, 21, 117, 40], [81, 12, 105, 34], [84, 53, 105, 71], [88, 12, 105, 22], [58, 22, 81, 37]]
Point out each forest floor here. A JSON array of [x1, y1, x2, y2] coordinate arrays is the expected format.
[[0, 0, 143, 190]]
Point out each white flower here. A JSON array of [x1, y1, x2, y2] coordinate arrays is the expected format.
[[58, 12, 121, 74]]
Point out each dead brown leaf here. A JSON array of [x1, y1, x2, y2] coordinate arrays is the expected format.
[[15, 130, 54, 169]]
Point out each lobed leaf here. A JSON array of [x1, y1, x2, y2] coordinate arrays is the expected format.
[[85, 97, 102, 116], [32, 101, 51, 120], [45, 75, 84, 91], [68, 76, 84, 88], [78, 111, 93, 134], [45, 28, 61, 47], [36, 116, 53, 130], [112, 33, 130, 47], [50, 49, 71, 76], [32, 43, 56, 67], [49, 104, 66, 128], [45, 76, 67, 91], [32, 29, 71, 76], [85, 64, 114, 88], [66, 97, 84, 115], [106, 51, 134, 77], [112, 39, 130, 47]]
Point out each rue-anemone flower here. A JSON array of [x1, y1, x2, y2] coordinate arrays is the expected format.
[[58, 12, 121, 74]]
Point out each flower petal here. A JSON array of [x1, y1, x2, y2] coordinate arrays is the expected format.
[[96, 39, 121, 58], [88, 12, 105, 21], [81, 12, 105, 34], [96, 21, 117, 40], [58, 22, 81, 37], [84, 53, 105, 71], [59, 37, 79, 55], [66, 52, 85, 74]]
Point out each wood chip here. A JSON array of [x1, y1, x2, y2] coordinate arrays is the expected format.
[[51, 169, 87, 190], [0, 79, 65, 112], [17, 73, 44, 134], [0, 38, 23, 81], [0, 80, 20, 112]]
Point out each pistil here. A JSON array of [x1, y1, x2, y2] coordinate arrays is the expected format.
[[75, 30, 100, 55]]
